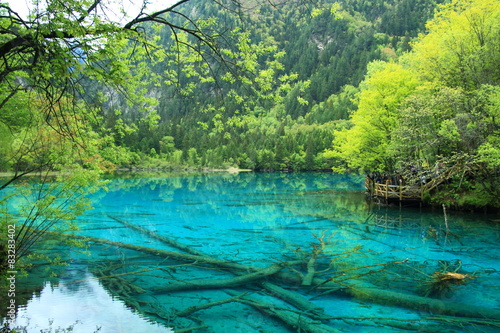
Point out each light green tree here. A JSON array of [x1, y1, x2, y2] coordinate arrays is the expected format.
[[326, 61, 420, 173], [409, 0, 500, 89], [328, 0, 500, 207], [0, 95, 109, 271]]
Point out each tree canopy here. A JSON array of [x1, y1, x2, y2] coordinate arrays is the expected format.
[[329, 0, 500, 208]]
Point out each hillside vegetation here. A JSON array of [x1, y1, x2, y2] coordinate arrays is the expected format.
[[1, 0, 499, 209], [97, 0, 445, 171]]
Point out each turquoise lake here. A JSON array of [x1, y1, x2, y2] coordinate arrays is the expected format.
[[4, 172, 500, 332]]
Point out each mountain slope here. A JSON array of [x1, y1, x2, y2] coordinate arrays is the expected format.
[[104, 0, 444, 171]]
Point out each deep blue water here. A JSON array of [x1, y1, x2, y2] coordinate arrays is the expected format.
[[5, 172, 500, 332]]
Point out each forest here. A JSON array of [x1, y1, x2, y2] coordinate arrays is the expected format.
[[97, 0, 446, 172], [1, 1, 500, 332], [1, 0, 500, 213]]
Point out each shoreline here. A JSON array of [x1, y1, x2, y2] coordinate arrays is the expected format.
[[0, 167, 253, 179], [113, 166, 253, 174]]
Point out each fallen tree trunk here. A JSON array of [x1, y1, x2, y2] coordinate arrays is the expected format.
[[176, 292, 248, 317], [280, 270, 500, 321], [174, 325, 208, 333], [225, 290, 341, 333], [339, 317, 457, 333], [152, 261, 299, 294], [80, 234, 251, 271], [82, 222, 331, 320], [302, 253, 317, 286], [260, 281, 329, 321], [345, 286, 500, 321], [66, 233, 500, 321], [99, 218, 331, 320], [107, 215, 206, 257]]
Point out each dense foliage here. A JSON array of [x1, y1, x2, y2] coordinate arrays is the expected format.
[[329, 0, 500, 209], [1, 0, 499, 222], [95, 0, 444, 171]]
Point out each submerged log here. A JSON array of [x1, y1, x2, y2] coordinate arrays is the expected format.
[[260, 281, 329, 321], [340, 317, 457, 333], [152, 261, 299, 294], [225, 290, 341, 333], [107, 215, 206, 257], [302, 254, 317, 286], [176, 293, 248, 317], [81, 235, 251, 271], [65, 233, 500, 321], [174, 326, 208, 333], [271, 270, 500, 321], [302, 232, 329, 286], [346, 287, 500, 320]]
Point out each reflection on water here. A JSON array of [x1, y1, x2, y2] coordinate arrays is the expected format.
[[4, 172, 500, 332], [12, 268, 171, 333]]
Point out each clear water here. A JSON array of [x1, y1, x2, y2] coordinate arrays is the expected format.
[[4, 172, 500, 332]]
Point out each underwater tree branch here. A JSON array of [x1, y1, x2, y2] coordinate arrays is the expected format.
[[176, 292, 249, 317], [152, 260, 301, 294], [225, 289, 342, 333]]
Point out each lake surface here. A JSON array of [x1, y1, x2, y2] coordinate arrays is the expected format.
[[4, 172, 500, 332]]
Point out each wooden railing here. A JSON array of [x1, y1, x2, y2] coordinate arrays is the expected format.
[[374, 182, 421, 200], [366, 178, 421, 201], [365, 163, 472, 202]]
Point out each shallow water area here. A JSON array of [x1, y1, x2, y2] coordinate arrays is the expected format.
[[12, 270, 169, 333], [3, 172, 500, 332]]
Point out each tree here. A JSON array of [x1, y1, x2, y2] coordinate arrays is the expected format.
[[0, 0, 306, 272], [327, 61, 420, 173], [328, 0, 500, 208], [0, 95, 108, 271], [409, 0, 500, 89], [0, 0, 206, 177], [389, 86, 468, 166], [160, 135, 176, 156]]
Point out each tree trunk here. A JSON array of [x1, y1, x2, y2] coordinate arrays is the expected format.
[[151, 261, 300, 294], [63, 232, 500, 321], [225, 290, 341, 333]]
